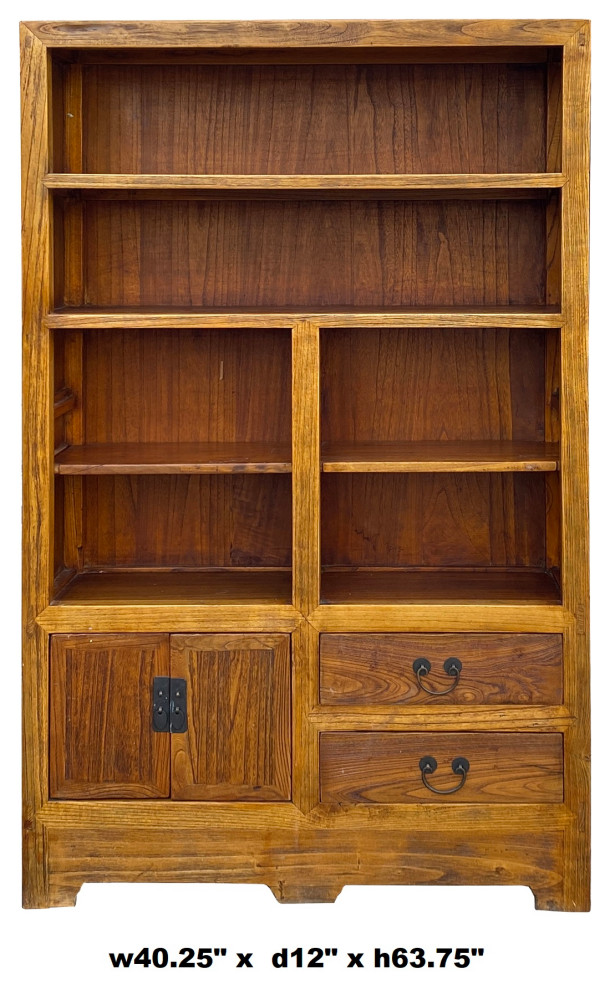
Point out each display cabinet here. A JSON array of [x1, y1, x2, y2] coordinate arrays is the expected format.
[[22, 19, 589, 910]]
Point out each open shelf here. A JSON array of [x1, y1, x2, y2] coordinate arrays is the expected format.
[[53, 474, 293, 603], [322, 441, 560, 473], [321, 327, 561, 446], [53, 569, 292, 606], [52, 193, 558, 310], [55, 442, 292, 474], [321, 471, 561, 605], [52, 327, 293, 600], [52, 58, 556, 176], [53, 327, 291, 447], [320, 568, 561, 605], [319, 322, 562, 604]]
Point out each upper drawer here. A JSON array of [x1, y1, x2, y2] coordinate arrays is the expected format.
[[319, 634, 562, 705]]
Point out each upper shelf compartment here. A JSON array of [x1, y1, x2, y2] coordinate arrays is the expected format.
[[51, 51, 561, 175]]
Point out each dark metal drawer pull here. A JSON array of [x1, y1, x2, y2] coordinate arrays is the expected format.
[[419, 755, 470, 794], [413, 656, 462, 695]]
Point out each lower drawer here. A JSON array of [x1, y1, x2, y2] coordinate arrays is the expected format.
[[319, 732, 563, 804]]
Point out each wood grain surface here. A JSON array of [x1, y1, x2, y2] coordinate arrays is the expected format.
[[292, 322, 320, 613], [21, 23, 54, 908], [50, 634, 170, 798], [312, 602, 567, 632], [69, 198, 548, 309], [320, 731, 563, 803], [52, 570, 293, 606], [77, 474, 291, 569], [71, 63, 547, 175], [319, 569, 562, 605], [42, 822, 568, 908], [45, 172, 566, 191], [55, 442, 292, 474], [322, 473, 549, 567], [321, 327, 551, 443], [46, 307, 563, 329], [72, 327, 291, 443], [320, 633, 563, 705], [321, 440, 560, 472], [26, 20, 586, 48], [559, 24, 591, 910], [171, 634, 291, 800]]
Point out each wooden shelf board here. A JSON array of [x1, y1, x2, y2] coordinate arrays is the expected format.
[[46, 306, 563, 330], [322, 441, 560, 473], [52, 569, 292, 606], [55, 442, 292, 474], [320, 569, 561, 605], [45, 172, 565, 192]]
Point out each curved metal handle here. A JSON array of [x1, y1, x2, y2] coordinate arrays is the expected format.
[[413, 656, 462, 696], [419, 756, 470, 794]]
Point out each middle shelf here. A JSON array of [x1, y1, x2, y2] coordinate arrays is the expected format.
[[54, 439, 560, 474], [55, 442, 293, 474]]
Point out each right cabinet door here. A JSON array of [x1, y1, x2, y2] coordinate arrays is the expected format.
[[170, 634, 291, 800]]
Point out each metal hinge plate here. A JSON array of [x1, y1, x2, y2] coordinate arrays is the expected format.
[[152, 677, 187, 733]]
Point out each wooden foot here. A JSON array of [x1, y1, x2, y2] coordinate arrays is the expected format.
[[530, 884, 589, 912], [268, 881, 344, 904], [23, 882, 82, 909]]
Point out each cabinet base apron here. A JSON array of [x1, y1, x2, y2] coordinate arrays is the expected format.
[[26, 815, 587, 912]]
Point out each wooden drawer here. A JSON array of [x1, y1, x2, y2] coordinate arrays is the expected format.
[[320, 732, 563, 804], [319, 634, 562, 705]]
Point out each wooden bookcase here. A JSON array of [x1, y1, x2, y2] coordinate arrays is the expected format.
[[21, 20, 590, 910]]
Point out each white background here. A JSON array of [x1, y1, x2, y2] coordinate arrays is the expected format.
[[2, 2, 608, 987]]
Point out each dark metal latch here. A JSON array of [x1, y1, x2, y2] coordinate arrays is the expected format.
[[152, 676, 187, 733]]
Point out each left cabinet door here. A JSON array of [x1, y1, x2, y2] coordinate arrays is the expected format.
[[50, 634, 170, 798]]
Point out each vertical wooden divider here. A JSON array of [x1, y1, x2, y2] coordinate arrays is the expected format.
[[560, 23, 590, 910], [21, 25, 53, 907], [292, 320, 320, 615], [291, 321, 321, 812]]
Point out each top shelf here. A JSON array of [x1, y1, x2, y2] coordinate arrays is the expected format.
[[45, 173, 565, 194]]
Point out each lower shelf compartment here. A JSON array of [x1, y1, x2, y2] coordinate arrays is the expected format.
[[52, 569, 292, 606], [320, 569, 561, 605]]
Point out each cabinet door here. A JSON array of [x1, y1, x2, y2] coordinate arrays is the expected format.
[[171, 634, 291, 800], [50, 634, 170, 798]]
